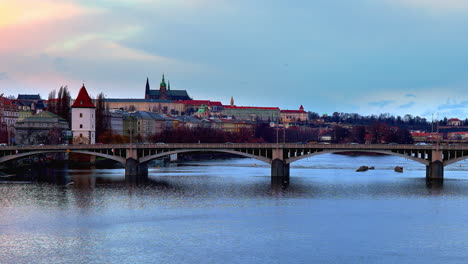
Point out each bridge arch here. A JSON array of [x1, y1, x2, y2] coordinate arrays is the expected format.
[[0, 150, 126, 164], [139, 149, 272, 165], [286, 149, 429, 165], [444, 156, 468, 166]]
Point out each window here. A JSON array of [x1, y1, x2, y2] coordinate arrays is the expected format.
[[80, 124, 83, 128], [80, 113, 83, 118], [80, 133, 83, 138]]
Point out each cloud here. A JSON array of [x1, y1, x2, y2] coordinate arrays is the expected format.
[[0, 1, 102, 54], [0, 72, 7, 80], [0, 0, 92, 28], [368, 100, 395, 108], [437, 100, 468, 110], [399, 101, 415, 108], [433, 99, 468, 118], [405, 94, 416, 98]]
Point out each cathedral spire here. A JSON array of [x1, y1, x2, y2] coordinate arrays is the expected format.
[[145, 77, 150, 99], [230, 96, 234, 106], [160, 73, 166, 87], [168, 80, 171, 91], [159, 73, 167, 100]]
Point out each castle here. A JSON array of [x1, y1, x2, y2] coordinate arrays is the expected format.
[[144, 74, 191, 101]]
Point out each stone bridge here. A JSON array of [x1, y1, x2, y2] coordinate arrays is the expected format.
[[1, 143, 467, 186]]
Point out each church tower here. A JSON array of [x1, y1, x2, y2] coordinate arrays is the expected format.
[[71, 84, 96, 144], [145, 77, 150, 99], [159, 74, 168, 100]]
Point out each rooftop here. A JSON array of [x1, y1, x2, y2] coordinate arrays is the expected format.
[[104, 98, 173, 103], [223, 106, 280, 110], [175, 100, 223, 106], [71, 85, 96, 108]]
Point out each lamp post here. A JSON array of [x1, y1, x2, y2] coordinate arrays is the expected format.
[[7, 123, 11, 145], [283, 125, 286, 144], [129, 126, 133, 153], [436, 117, 440, 151], [276, 122, 279, 150]]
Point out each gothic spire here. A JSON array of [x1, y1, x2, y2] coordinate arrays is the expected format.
[[160, 73, 166, 87], [145, 77, 150, 99], [168, 80, 171, 90], [230, 96, 234, 106]]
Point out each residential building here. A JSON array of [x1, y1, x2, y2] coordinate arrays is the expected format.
[[218, 119, 256, 134], [280, 105, 308, 125], [131, 111, 166, 141], [108, 110, 125, 136], [0, 96, 19, 144], [448, 118, 462, 126], [411, 132, 443, 142], [222, 106, 280, 122], [173, 115, 202, 129], [15, 111, 70, 145], [447, 132, 468, 140], [16, 94, 47, 113]]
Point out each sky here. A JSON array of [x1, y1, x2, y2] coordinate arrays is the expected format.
[[1, 0, 468, 119]]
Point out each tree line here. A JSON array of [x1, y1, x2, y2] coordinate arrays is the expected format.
[[309, 112, 467, 131]]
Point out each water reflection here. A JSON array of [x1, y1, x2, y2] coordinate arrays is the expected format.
[[2, 156, 468, 198], [426, 177, 444, 189], [1, 155, 468, 264]]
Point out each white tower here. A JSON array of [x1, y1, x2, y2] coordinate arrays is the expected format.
[[71, 85, 96, 144]]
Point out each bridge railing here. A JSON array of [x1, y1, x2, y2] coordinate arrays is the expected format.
[[1, 143, 467, 151]]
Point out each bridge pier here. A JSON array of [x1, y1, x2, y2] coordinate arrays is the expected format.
[[125, 158, 148, 183], [271, 159, 289, 188], [426, 161, 444, 187]]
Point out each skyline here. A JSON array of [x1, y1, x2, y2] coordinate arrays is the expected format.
[[1, 0, 468, 118]]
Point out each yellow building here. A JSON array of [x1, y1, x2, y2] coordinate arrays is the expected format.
[[280, 105, 308, 125], [104, 99, 186, 115]]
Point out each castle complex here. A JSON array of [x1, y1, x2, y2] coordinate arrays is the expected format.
[[101, 74, 308, 124]]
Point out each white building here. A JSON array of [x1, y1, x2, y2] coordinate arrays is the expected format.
[[0, 96, 19, 145], [71, 85, 96, 144]]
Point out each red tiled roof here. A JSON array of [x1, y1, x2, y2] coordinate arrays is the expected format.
[[411, 133, 444, 137], [175, 100, 223, 106], [280, 110, 306, 113], [219, 119, 254, 125], [448, 118, 461, 121], [411, 133, 432, 137], [71, 85, 95, 108], [0, 97, 12, 105], [223, 106, 280, 110]]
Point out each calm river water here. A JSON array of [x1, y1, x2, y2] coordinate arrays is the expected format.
[[1, 154, 468, 264]]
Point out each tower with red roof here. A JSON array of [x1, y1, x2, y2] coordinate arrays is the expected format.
[[71, 84, 96, 144]]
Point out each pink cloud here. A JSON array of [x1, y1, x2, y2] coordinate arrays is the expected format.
[[0, 0, 97, 54]]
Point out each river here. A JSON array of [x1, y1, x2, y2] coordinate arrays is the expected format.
[[1, 154, 468, 264]]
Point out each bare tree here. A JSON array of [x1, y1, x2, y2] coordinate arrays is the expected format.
[[95, 92, 110, 141]]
